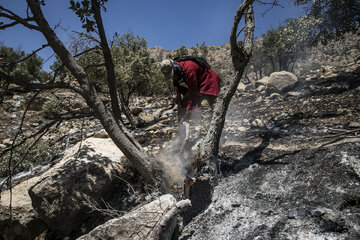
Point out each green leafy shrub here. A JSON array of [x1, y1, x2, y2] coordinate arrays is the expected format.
[[0, 140, 60, 178], [42, 97, 61, 119]]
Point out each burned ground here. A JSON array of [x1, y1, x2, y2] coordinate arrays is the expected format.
[[179, 68, 360, 239]]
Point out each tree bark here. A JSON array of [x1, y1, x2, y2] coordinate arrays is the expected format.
[[90, 0, 123, 123], [200, 0, 255, 166], [93, 7, 137, 129], [26, 0, 154, 182]]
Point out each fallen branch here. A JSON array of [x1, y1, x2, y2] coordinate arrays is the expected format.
[[324, 128, 360, 138], [85, 197, 125, 218]]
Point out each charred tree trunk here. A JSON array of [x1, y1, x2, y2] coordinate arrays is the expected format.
[[200, 0, 255, 168], [26, 0, 154, 182]]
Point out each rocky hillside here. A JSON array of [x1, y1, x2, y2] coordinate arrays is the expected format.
[[0, 35, 360, 239], [149, 31, 360, 82]]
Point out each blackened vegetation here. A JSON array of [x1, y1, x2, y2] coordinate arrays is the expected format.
[[180, 66, 360, 239]]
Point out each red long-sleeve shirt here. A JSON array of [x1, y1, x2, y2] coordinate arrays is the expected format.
[[174, 60, 221, 111]]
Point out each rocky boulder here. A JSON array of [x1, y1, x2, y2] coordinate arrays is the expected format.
[[77, 194, 191, 240], [27, 137, 125, 236], [266, 71, 298, 94], [0, 177, 47, 240], [255, 76, 270, 88]]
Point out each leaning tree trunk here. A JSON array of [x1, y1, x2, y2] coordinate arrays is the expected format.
[[200, 0, 255, 166], [26, 0, 155, 182], [91, 0, 123, 123]]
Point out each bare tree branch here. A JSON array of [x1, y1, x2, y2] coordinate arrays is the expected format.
[[0, 70, 84, 94], [3, 90, 40, 215], [0, 5, 40, 31], [47, 46, 100, 77], [255, 0, 284, 16], [0, 21, 18, 29], [71, 30, 101, 46], [74, 46, 101, 58], [0, 44, 49, 67]]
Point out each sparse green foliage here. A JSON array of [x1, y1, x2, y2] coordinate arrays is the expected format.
[[50, 54, 73, 81], [42, 97, 61, 119], [190, 46, 199, 57], [76, 48, 106, 90], [0, 44, 48, 81], [249, 15, 320, 76], [295, 0, 360, 44], [189, 42, 208, 59], [111, 33, 167, 99], [69, 0, 109, 32], [169, 42, 208, 59], [0, 44, 49, 103], [198, 42, 208, 59], [73, 32, 167, 103], [174, 45, 189, 58], [0, 140, 60, 178]]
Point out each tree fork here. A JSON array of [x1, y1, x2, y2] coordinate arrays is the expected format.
[[26, 0, 155, 183], [200, 0, 255, 164]]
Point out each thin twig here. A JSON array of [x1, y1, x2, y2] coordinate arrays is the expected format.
[[0, 44, 49, 67], [0, 114, 92, 161], [0, 5, 40, 31], [6, 90, 40, 217], [112, 174, 136, 195], [86, 197, 125, 218], [2, 126, 51, 189], [236, 25, 246, 39], [254, 0, 284, 17], [71, 30, 101, 45]]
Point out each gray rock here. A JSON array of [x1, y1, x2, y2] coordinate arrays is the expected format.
[[311, 208, 348, 233], [28, 137, 125, 235], [139, 112, 155, 123], [2, 138, 12, 146], [233, 220, 242, 228], [237, 82, 247, 92], [251, 119, 265, 128], [267, 71, 298, 94], [256, 85, 266, 92], [269, 93, 281, 100], [287, 91, 302, 97], [255, 76, 270, 88], [0, 197, 47, 240], [93, 129, 109, 138], [77, 195, 190, 240], [348, 122, 360, 128]]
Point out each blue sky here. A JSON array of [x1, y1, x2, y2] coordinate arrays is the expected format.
[[0, 0, 307, 70]]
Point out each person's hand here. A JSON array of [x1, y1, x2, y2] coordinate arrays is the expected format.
[[180, 111, 190, 123]]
